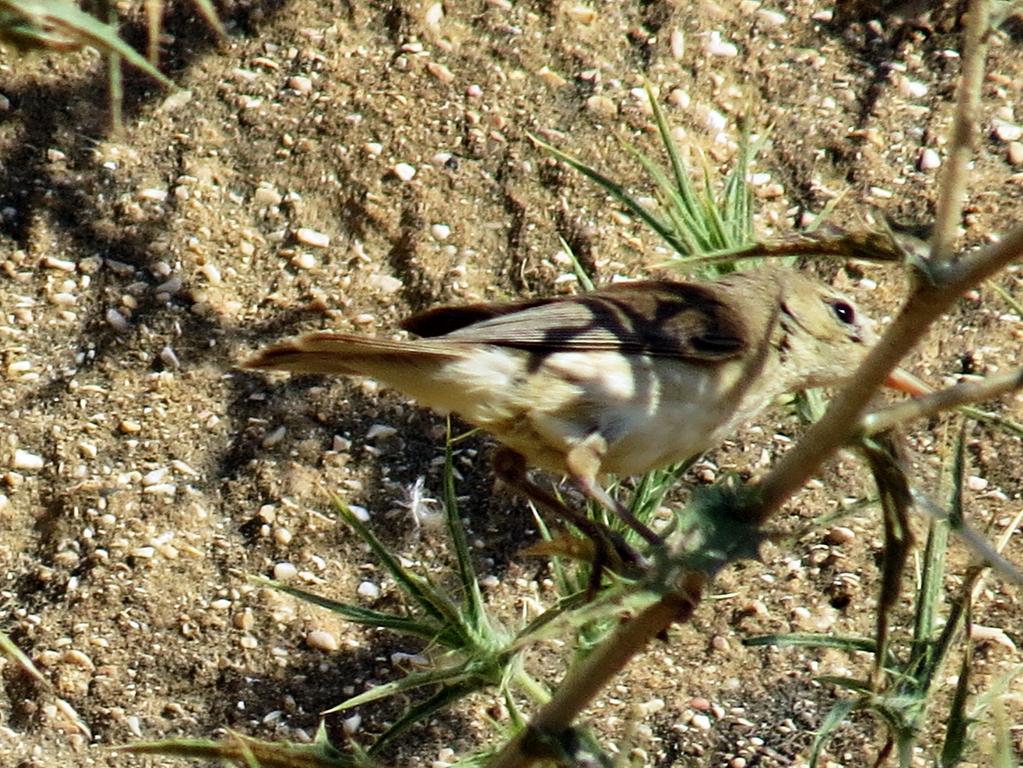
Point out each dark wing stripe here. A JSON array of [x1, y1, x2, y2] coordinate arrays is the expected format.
[[430, 281, 750, 361]]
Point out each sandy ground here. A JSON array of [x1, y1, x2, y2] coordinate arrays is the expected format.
[[1, 1, 1022, 765]]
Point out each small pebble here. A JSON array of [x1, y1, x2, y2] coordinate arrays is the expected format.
[[424, 2, 443, 28], [670, 29, 685, 59], [1008, 141, 1023, 166], [347, 504, 370, 522], [966, 475, 988, 491], [899, 78, 928, 99], [427, 62, 455, 84], [585, 95, 616, 116], [825, 526, 856, 545], [393, 162, 417, 181], [430, 223, 451, 240], [44, 256, 76, 272], [564, 4, 596, 23], [159, 346, 180, 369], [295, 228, 330, 248], [918, 147, 941, 171], [994, 121, 1023, 142], [366, 423, 398, 440], [142, 468, 168, 486], [357, 580, 381, 599], [12, 449, 44, 471], [342, 714, 362, 735], [119, 419, 142, 434], [691, 713, 712, 730], [292, 252, 317, 270], [262, 426, 287, 448], [288, 75, 312, 93], [306, 630, 339, 652], [106, 308, 130, 332], [705, 31, 738, 58], [273, 562, 298, 580], [253, 186, 283, 206], [756, 8, 786, 27]]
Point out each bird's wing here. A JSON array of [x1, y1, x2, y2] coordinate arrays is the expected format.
[[409, 281, 751, 361]]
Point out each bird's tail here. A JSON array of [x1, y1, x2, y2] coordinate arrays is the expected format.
[[242, 332, 467, 377]]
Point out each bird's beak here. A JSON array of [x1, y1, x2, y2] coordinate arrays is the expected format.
[[885, 368, 930, 396]]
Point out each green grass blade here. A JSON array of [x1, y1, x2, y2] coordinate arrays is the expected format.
[[530, 135, 686, 254], [442, 431, 487, 635], [252, 577, 451, 643], [368, 682, 483, 755], [808, 697, 859, 768], [335, 503, 466, 638], [329, 660, 478, 712]]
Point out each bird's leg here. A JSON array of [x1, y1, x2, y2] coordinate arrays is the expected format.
[[566, 435, 663, 547], [492, 448, 639, 597]]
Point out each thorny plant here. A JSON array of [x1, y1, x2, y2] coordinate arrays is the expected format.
[[111, 0, 1023, 765]]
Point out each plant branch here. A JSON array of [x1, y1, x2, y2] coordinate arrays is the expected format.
[[930, 0, 991, 262], [862, 366, 1023, 435], [488, 576, 703, 768]]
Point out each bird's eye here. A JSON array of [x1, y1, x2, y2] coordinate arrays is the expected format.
[[830, 300, 856, 325]]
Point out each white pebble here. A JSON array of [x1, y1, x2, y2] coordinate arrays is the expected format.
[[12, 449, 44, 471], [262, 426, 287, 448], [899, 78, 928, 99], [342, 714, 362, 735], [159, 346, 180, 369], [670, 29, 685, 59], [994, 120, 1023, 142], [306, 630, 339, 652], [564, 4, 596, 23], [357, 580, 381, 599], [368, 273, 403, 294], [966, 475, 988, 491], [756, 8, 787, 27], [691, 713, 712, 730], [365, 142, 383, 156], [702, 107, 727, 133], [143, 483, 177, 496], [424, 2, 443, 28], [139, 187, 168, 202], [668, 88, 690, 108], [44, 256, 76, 272], [466, 83, 484, 98], [430, 223, 451, 240], [347, 504, 370, 522], [705, 31, 738, 58], [273, 562, 298, 580], [393, 162, 417, 181], [288, 75, 313, 93], [292, 252, 317, 270], [142, 467, 168, 486], [132, 546, 156, 559], [918, 147, 941, 171], [1008, 141, 1023, 166], [295, 228, 330, 248], [253, 185, 283, 206], [366, 423, 398, 440], [273, 527, 292, 546], [106, 308, 130, 332]]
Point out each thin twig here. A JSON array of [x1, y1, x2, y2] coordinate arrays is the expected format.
[[930, 0, 991, 262], [862, 366, 1023, 435]]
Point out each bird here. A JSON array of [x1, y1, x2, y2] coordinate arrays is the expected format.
[[243, 267, 920, 562]]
